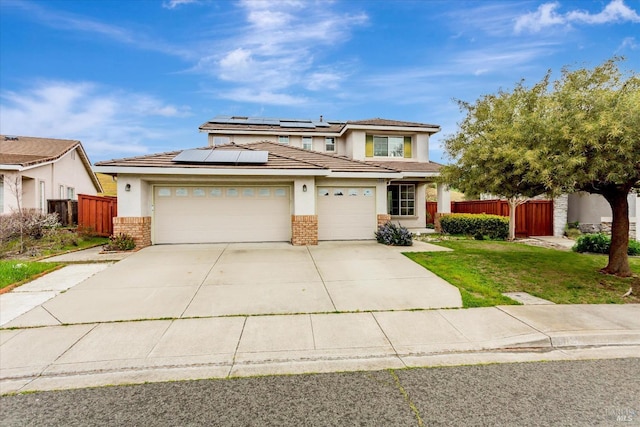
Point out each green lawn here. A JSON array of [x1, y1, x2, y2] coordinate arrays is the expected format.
[[406, 240, 640, 307], [0, 261, 61, 289]]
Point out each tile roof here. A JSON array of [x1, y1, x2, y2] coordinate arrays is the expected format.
[[369, 160, 442, 173], [346, 118, 440, 129], [95, 141, 399, 174], [0, 135, 79, 166], [199, 115, 440, 133], [0, 135, 102, 192]]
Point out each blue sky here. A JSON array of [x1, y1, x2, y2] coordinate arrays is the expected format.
[[1, 0, 638, 164]]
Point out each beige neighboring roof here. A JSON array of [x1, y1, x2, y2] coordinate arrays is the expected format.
[[0, 135, 102, 192], [95, 141, 400, 174]]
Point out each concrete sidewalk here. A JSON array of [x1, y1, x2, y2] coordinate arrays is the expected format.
[[1, 304, 639, 394]]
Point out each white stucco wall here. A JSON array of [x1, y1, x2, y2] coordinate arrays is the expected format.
[[293, 177, 315, 215], [415, 133, 430, 163], [568, 192, 637, 223], [117, 176, 152, 217]]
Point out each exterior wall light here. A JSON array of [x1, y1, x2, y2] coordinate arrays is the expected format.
[[302, 184, 307, 192], [125, 184, 131, 192]]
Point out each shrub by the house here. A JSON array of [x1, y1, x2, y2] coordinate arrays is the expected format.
[[375, 222, 413, 246], [573, 233, 640, 256], [103, 233, 136, 251], [440, 213, 509, 240]]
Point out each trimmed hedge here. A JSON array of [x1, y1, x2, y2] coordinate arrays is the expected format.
[[572, 233, 640, 256], [440, 213, 509, 240]]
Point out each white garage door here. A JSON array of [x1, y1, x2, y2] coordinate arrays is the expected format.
[[154, 185, 291, 244], [317, 187, 376, 240]]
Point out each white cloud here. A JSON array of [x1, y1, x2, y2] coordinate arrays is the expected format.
[[5, 0, 192, 59], [567, 0, 640, 24], [162, 0, 200, 9], [0, 81, 190, 158], [199, 1, 368, 104], [617, 36, 638, 51], [216, 88, 307, 106], [515, 2, 565, 33], [515, 0, 640, 33]]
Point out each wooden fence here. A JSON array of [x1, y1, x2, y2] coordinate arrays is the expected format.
[[78, 194, 117, 236], [426, 199, 554, 237], [47, 200, 78, 226]]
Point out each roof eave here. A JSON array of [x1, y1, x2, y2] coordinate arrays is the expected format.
[[93, 166, 331, 177]]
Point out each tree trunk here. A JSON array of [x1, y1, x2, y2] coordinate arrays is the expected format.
[[601, 189, 631, 277], [507, 198, 518, 241]]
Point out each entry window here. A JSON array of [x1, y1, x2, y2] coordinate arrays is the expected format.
[[325, 137, 335, 152], [302, 137, 313, 150], [67, 187, 75, 199], [278, 135, 289, 145], [374, 136, 404, 157], [388, 184, 415, 216]]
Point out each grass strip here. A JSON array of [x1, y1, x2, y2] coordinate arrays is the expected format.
[[0, 260, 62, 290], [406, 240, 640, 307]]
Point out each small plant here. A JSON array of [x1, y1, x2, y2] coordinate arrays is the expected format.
[[375, 222, 413, 246], [573, 233, 640, 256], [103, 233, 136, 251]]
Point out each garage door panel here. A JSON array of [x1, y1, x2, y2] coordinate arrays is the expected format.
[[317, 187, 376, 241], [154, 186, 290, 244]]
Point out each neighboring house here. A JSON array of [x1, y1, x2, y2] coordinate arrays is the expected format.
[[0, 135, 102, 214], [561, 192, 639, 241], [94, 116, 451, 247]]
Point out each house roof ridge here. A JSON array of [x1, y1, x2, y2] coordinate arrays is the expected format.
[[94, 148, 204, 166]]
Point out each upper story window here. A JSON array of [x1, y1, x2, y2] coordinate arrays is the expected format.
[[325, 137, 335, 152], [278, 135, 289, 145], [213, 136, 230, 145], [374, 136, 404, 157], [302, 137, 313, 150], [367, 135, 412, 158]]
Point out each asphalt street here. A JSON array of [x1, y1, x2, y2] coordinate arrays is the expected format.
[[1, 358, 639, 426]]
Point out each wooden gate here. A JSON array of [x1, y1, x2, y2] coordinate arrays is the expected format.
[[78, 194, 117, 236]]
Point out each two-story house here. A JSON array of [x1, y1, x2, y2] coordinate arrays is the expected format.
[[94, 116, 451, 247]]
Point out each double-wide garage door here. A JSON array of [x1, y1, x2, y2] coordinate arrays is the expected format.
[[154, 185, 291, 244]]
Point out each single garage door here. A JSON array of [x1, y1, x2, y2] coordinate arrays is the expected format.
[[317, 187, 376, 240], [154, 185, 291, 244]]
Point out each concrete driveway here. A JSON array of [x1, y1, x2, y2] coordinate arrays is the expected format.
[[10, 241, 462, 325]]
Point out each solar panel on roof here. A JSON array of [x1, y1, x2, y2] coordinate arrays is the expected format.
[[280, 121, 315, 128], [237, 151, 268, 163], [311, 121, 331, 127], [205, 150, 241, 163], [172, 149, 211, 162], [172, 149, 268, 164]]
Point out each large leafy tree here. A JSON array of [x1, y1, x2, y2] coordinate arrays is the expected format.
[[441, 58, 640, 276], [440, 76, 553, 240]]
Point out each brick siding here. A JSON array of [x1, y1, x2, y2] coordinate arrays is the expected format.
[[113, 216, 152, 248], [377, 214, 391, 227], [291, 215, 318, 246]]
